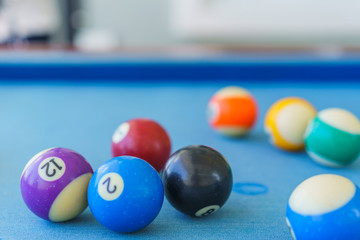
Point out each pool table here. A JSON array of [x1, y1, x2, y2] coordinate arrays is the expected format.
[[1, 50, 360, 240]]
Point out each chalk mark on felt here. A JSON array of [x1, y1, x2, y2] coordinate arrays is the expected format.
[[233, 182, 269, 195]]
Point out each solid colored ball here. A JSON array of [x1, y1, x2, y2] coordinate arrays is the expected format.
[[286, 174, 360, 240], [87, 156, 164, 233], [304, 108, 360, 167], [207, 86, 258, 137], [20, 147, 93, 222], [264, 97, 316, 151], [111, 118, 171, 172], [162, 145, 233, 217]]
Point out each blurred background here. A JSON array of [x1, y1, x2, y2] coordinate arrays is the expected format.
[[0, 0, 360, 51]]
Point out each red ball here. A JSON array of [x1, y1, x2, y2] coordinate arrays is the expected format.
[[111, 118, 171, 172]]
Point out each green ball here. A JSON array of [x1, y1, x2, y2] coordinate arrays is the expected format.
[[304, 108, 360, 167]]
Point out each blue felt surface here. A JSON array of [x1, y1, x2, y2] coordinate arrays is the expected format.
[[1, 81, 360, 240]]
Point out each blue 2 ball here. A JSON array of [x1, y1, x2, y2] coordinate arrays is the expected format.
[[87, 156, 164, 233]]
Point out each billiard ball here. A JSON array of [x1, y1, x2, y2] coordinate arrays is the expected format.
[[286, 174, 360, 240], [264, 97, 316, 151], [207, 86, 258, 137], [111, 118, 171, 172], [20, 147, 93, 222], [87, 156, 164, 233], [162, 145, 233, 217], [304, 108, 360, 167]]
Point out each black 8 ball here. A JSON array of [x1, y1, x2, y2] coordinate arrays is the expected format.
[[162, 145, 233, 217]]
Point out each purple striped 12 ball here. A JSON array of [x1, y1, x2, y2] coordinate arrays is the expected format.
[[20, 147, 93, 222]]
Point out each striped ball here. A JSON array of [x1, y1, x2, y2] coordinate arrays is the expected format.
[[304, 108, 360, 167], [264, 97, 316, 151], [207, 86, 257, 137], [286, 174, 360, 240]]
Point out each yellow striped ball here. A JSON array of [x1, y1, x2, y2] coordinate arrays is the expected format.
[[264, 97, 316, 151]]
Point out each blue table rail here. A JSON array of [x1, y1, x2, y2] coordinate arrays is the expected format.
[[0, 50, 360, 81]]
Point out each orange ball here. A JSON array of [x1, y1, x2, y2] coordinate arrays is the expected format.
[[207, 86, 258, 137]]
